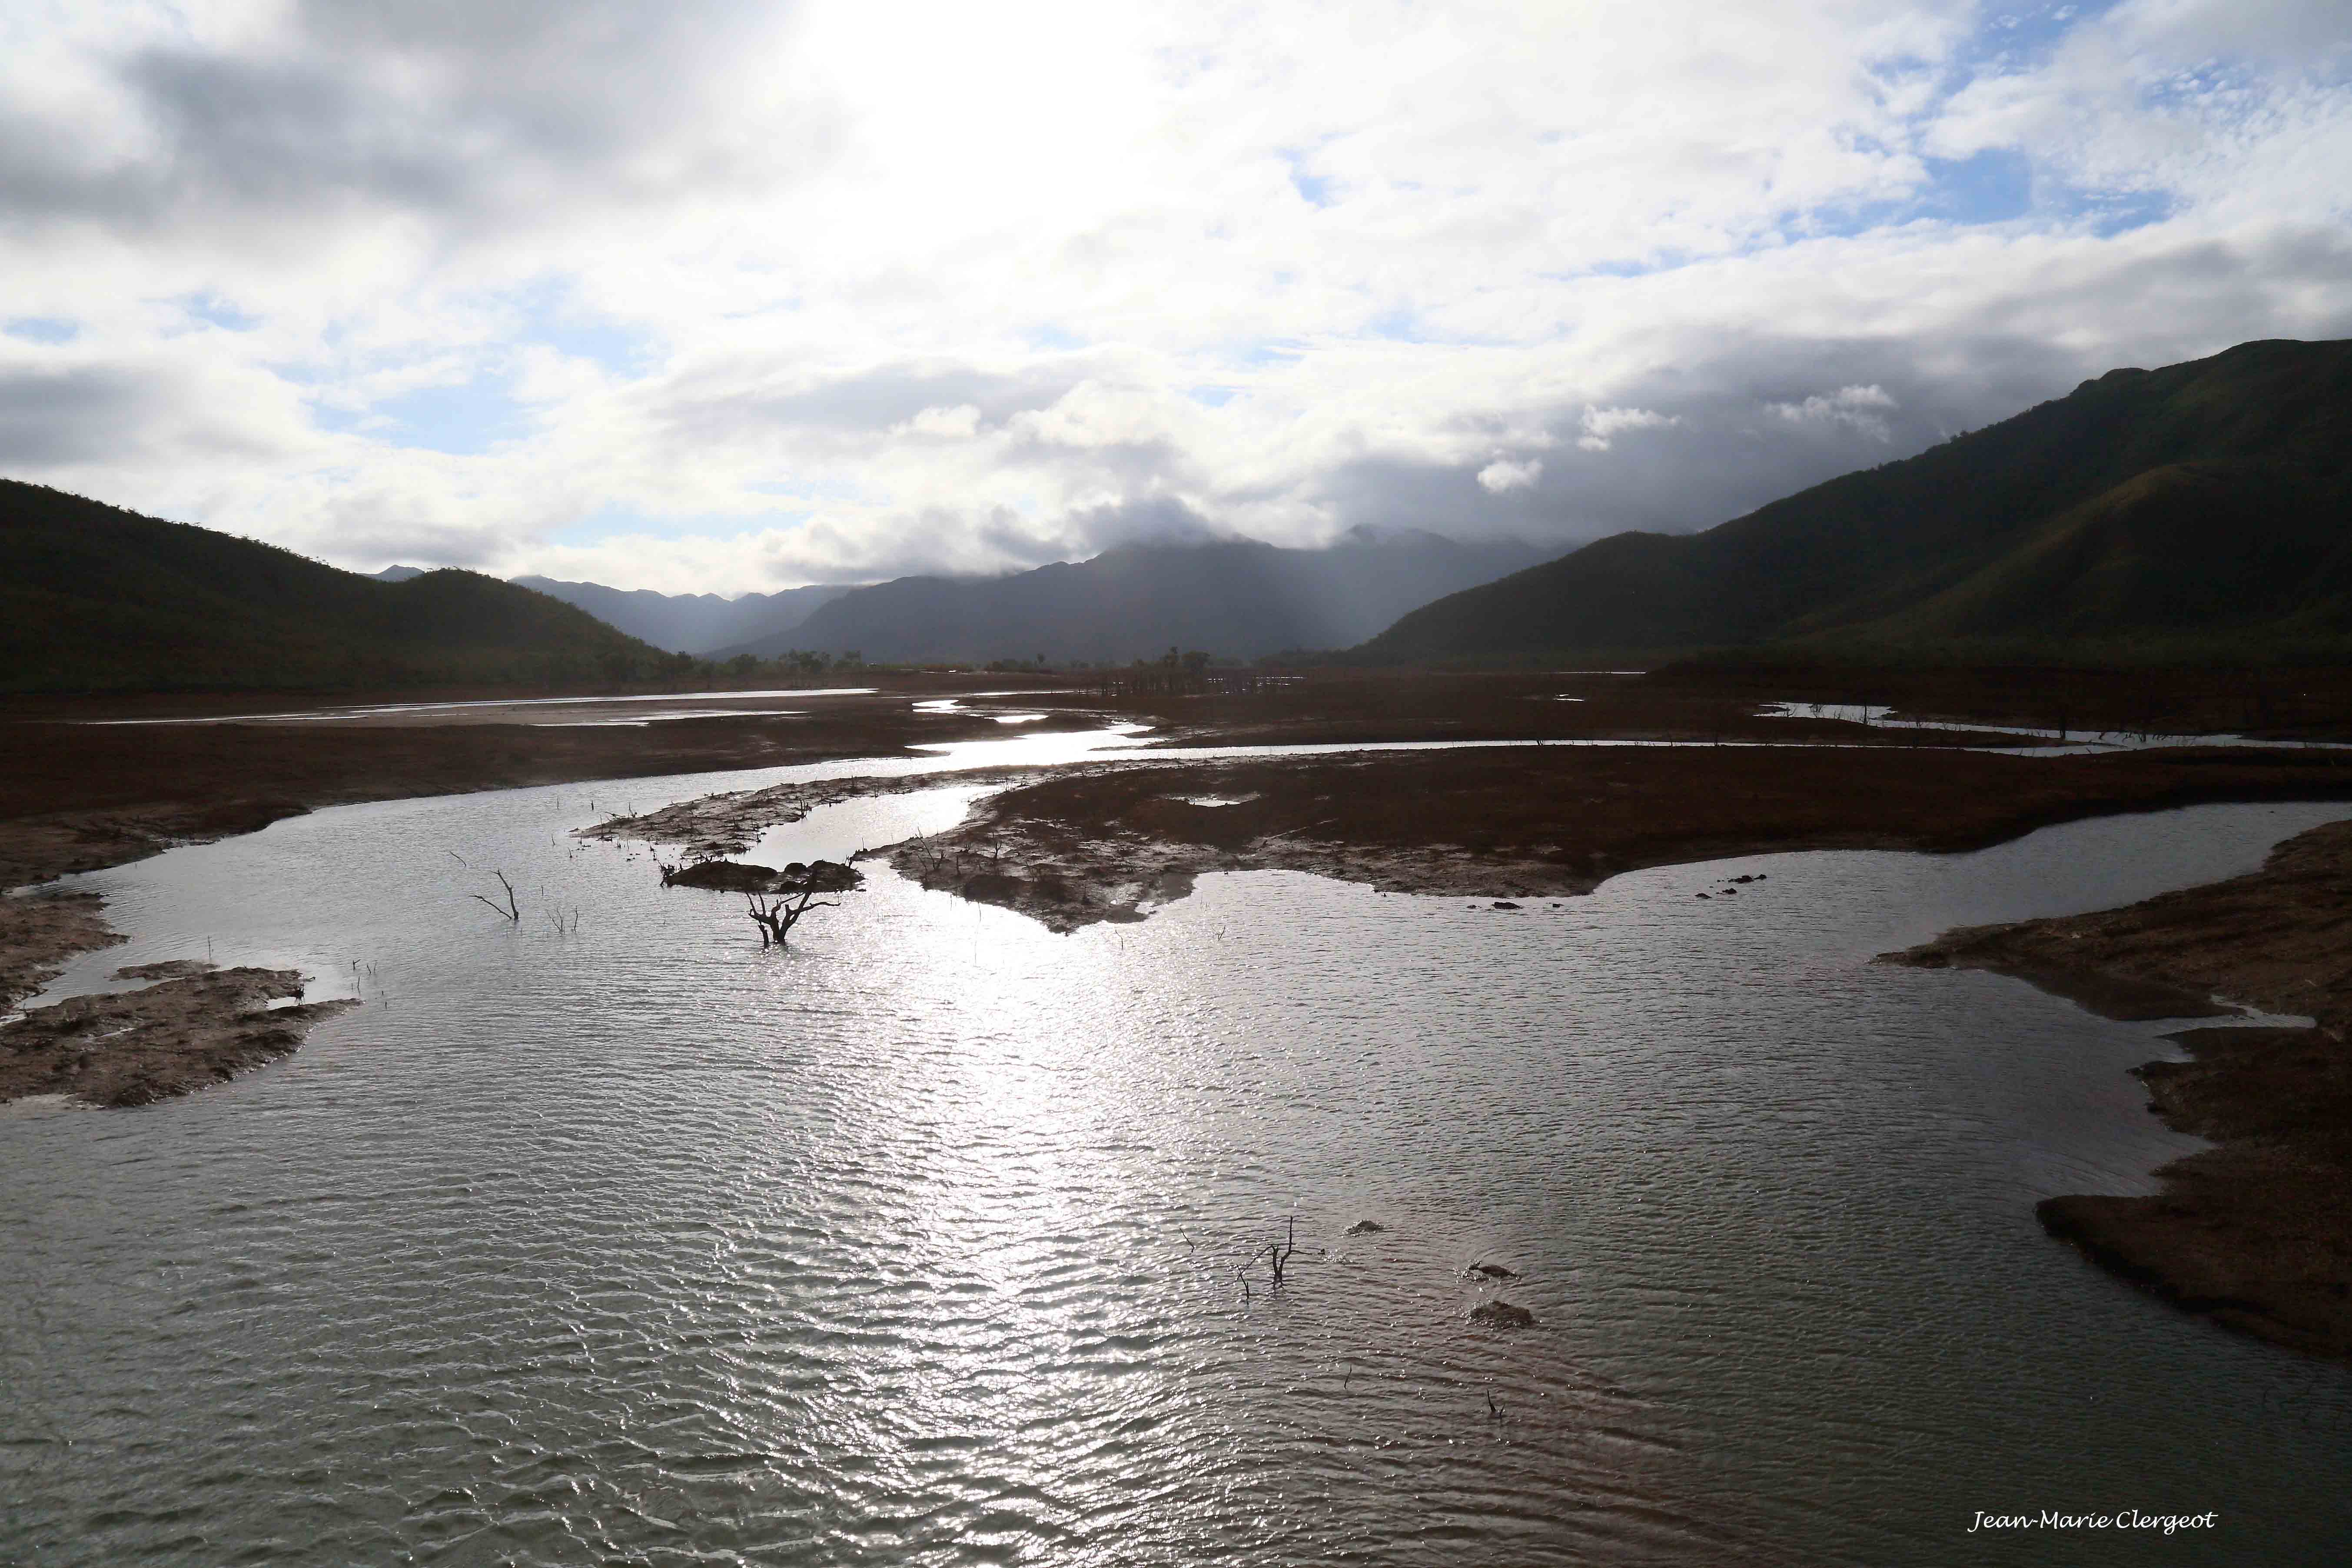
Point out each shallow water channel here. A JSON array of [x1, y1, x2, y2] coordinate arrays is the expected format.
[[6, 746, 2352, 1565]]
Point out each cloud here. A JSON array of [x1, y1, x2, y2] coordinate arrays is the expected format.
[[1477, 458, 1541, 492], [1576, 406, 1679, 452], [899, 404, 982, 439], [1766, 384, 1900, 440], [0, 0, 2344, 591], [0, 366, 166, 465]]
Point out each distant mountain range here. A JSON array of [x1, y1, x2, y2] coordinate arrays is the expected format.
[[18, 338, 2339, 694], [714, 528, 1551, 664], [1361, 338, 2352, 664], [372, 528, 1547, 665], [373, 572, 860, 656], [3, 483, 661, 692]]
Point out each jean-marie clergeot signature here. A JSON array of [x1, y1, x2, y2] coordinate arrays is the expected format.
[[1969, 1510, 2217, 1535]]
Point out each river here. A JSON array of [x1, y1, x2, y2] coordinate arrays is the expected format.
[[5, 749, 2350, 1565]]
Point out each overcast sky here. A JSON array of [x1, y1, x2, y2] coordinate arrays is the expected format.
[[3, 0, 2348, 593]]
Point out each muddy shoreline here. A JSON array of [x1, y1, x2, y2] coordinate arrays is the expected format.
[[0, 683, 1102, 1033], [1, 960, 356, 1109], [0, 890, 123, 1012], [16, 672, 2352, 1177], [582, 745, 2352, 933], [1884, 818, 2352, 1361]]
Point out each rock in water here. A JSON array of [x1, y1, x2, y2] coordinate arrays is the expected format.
[[1345, 1219, 1387, 1235], [794, 859, 862, 892], [667, 860, 781, 891], [1469, 1299, 1535, 1328], [664, 858, 865, 894]]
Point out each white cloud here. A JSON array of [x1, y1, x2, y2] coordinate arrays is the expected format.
[[1477, 458, 1541, 493], [898, 404, 983, 439], [0, 0, 2345, 588], [1576, 405, 1680, 452], [1766, 384, 1901, 440]]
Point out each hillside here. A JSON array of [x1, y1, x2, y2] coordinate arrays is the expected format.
[[0, 482, 663, 692], [508, 577, 857, 655], [751, 528, 1548, 664], [1360, 338, 2352, 664]]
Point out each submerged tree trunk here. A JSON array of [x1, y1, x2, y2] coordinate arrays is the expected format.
[[745, 888, 837, 948]]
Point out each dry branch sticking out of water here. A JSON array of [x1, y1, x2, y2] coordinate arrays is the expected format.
[[0, 963, 355, 1109], [1882, 817, 2352, 1361]]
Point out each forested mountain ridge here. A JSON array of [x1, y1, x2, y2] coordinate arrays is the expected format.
[[1358, 338, 2352, 664], [1, 482, 663, 692]]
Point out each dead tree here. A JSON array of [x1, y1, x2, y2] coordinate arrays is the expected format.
[[1241, 1216, 1301, 1295], [470, 870, 521, 924], [745, 887, 836, 948]]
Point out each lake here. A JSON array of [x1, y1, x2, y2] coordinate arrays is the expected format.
[[5, 749, 2350, 1565]]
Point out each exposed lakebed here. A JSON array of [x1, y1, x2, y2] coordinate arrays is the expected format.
[[5, 751, 2352, 1564]]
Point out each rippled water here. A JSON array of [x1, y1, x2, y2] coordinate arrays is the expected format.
[[7, 754, 2352, 1565]]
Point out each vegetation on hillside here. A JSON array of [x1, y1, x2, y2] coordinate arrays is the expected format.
[[1359, 338, 2352, 665], [0, 481, 671, 693]]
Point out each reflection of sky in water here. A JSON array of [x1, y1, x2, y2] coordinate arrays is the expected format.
[[9, 767, 2352, 1563], [532, 708, 812, 727]]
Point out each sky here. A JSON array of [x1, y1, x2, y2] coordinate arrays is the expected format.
[[3, 0, 2349, 595]]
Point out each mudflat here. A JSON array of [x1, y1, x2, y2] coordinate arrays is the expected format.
[[0, 678, 1103, 888], [0, 676, 1094, 1106], [1885, 818, 2352, 1360], [0, 890, 121, 1012], [827, 746, 2352, 931], [1, 961, 356, 1109]]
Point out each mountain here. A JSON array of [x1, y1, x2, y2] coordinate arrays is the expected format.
[[1359, 338, 2352, 664], [737, 528, 1550, 664], [371, 565, 428, 583], [1, 482, 664, 692], [508, 577, 857, 655]]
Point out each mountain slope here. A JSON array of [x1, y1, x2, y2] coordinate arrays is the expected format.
[[1, 482, 663, 692], [509, 577, 856, 655], [1360, 338, 2352, 663], [754, 529, 1548, 664]]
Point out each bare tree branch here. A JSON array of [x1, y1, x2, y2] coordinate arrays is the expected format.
[[744, 886, 837, 947], [470, 869, 520, 924]]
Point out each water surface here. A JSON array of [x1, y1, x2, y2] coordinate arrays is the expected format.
[[6, 763, 2350, 1565]]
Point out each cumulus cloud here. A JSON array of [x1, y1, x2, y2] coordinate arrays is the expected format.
[[1576, 406, 1679, 452], [1766, 384, 1900, 441], [0, 0, 2345, 589], [1477, 458, 1541, 493]]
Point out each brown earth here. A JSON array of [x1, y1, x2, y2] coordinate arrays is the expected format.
[[0, 890, 123, 1011], [1050, 663, 2352, 748], [834, 746, 2352, 932], [1883, 818, 2352, 1360], [1027, 666, 2061, 750], [0, 961, 356, 1109]]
